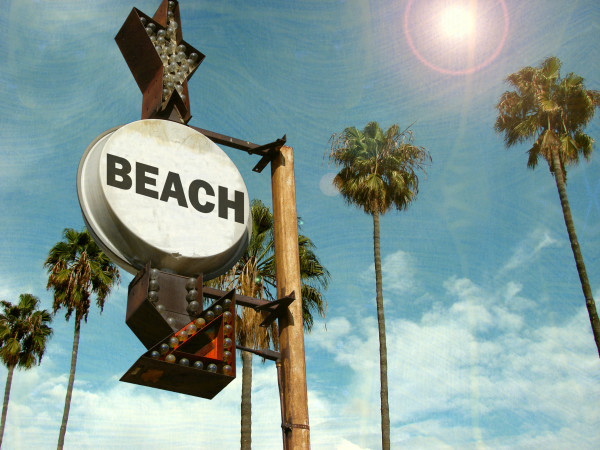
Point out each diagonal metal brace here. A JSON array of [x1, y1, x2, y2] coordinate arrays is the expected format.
[[255, 291, 295, 328], [236, 345, 281, 361], [252, 135, 287, 173]]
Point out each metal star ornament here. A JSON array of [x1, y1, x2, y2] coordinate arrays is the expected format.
[[115, 0, 205, 124]]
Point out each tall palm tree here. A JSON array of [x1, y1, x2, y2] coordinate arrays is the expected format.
[[328, 121, 431, 450], [44, 228, 120, 449], [495, 56, 600, 357], [209, 199, 329, 450], [0, 294, 52, 447]]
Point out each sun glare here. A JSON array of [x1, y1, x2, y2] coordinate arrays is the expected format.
[[439, 6, 475, 39]]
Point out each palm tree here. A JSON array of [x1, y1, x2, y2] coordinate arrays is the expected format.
[[495, 56, 600, 357], [209, 199, 329, 450], [0, 294, 52, 447], [44, 228, 120, 449], [328, 121, 431, 450]]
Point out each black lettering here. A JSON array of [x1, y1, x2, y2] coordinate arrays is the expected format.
[[136, 162, 159, 199], [160, 171, 188, 207], [189, 179, 215, 213], [106, 154, 132, 190], [218, 186, 244, 224]]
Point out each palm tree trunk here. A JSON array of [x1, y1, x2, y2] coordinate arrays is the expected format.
[[57, 318, 81, 449], [373, 212, 390, 450], [240, 350, 253, 450], [550, 146, 600, 357], [0, 364, 16, 447]]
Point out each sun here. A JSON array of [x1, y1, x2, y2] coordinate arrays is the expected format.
[[439, 5, 475, 39]]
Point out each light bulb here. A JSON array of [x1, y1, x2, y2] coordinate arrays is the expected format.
[[180, 62, 189, 73], [157, 36, 166, 46], [195, 317, 206, 328], [223, 365, 233, 375], [207, 364, 217, 373], [156, 304, 166, 312], [189, 52, 199, 63], [223, 299, 232, 309], [149, 280, 159, 291], [223, 350, 232, 363], [193, 360, 204, 369], [186, 289, 198, 302], [145, 27, 154, 36], [159, 343, 169, 354], [180, 94, 186, 103], [223, 311, 233, 323], [149, 268, 159, 280], [176, 44, 186, 53], [214, 305, 223, 316], [150, 350, 160, 359], [168, 63, 178, 74], [224, 324, 233, 335], [140, 17, 148, 26], [185, 278, 197, 291], [167, 317, 176, 327], [187, 300, 200, 314], [157, 29, 166, 39], [161, 54, 169, 65], [204, 310, 215, 322], [168, 1, 176, 10], [186, 324, 198, 335], [223, 338, 232, 350], [147, 291, 158, 303], [165, 354, 176, 364], [175, 84, 184, 94], [169, 336, 179, 348], [179, 358, 190, 366]]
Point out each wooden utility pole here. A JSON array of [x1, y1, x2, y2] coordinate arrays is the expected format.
[[271, 146, 310, 449]]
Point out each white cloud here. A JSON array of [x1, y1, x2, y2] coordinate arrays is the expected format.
[[307, 274, 600, 448], [2, 249, 599, 449], [502, 227, 560, 273], [362, 249, 416, 296]]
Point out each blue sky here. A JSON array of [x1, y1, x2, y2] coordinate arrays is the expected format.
[[1, 0, 599, 448]]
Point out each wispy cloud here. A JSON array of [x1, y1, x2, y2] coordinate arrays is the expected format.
[[501, 228, 560, 274]]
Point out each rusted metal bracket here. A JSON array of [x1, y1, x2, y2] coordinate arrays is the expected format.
[[188, 126, 286, 173], [236, 345, 280, 361], [251, 136, 287, 173], [204, 287, 295, 328], [282, 423, 310, 432], [255, 291, 295, 328]]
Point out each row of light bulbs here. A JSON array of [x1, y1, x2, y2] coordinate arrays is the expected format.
[[148, 277, 235, 376], [140, 1, 200, 104]]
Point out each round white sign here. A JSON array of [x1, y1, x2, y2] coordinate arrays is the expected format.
[[77, 119, 251, 279]]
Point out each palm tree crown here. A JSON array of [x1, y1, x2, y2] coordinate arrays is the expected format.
[[0, 294, 52, 370], [44, 228, 120, 323], [495, 56, 600, 181], [329, 121, 431, 215]]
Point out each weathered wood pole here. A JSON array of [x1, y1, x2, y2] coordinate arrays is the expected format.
[[271, 145, 310, 449]]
